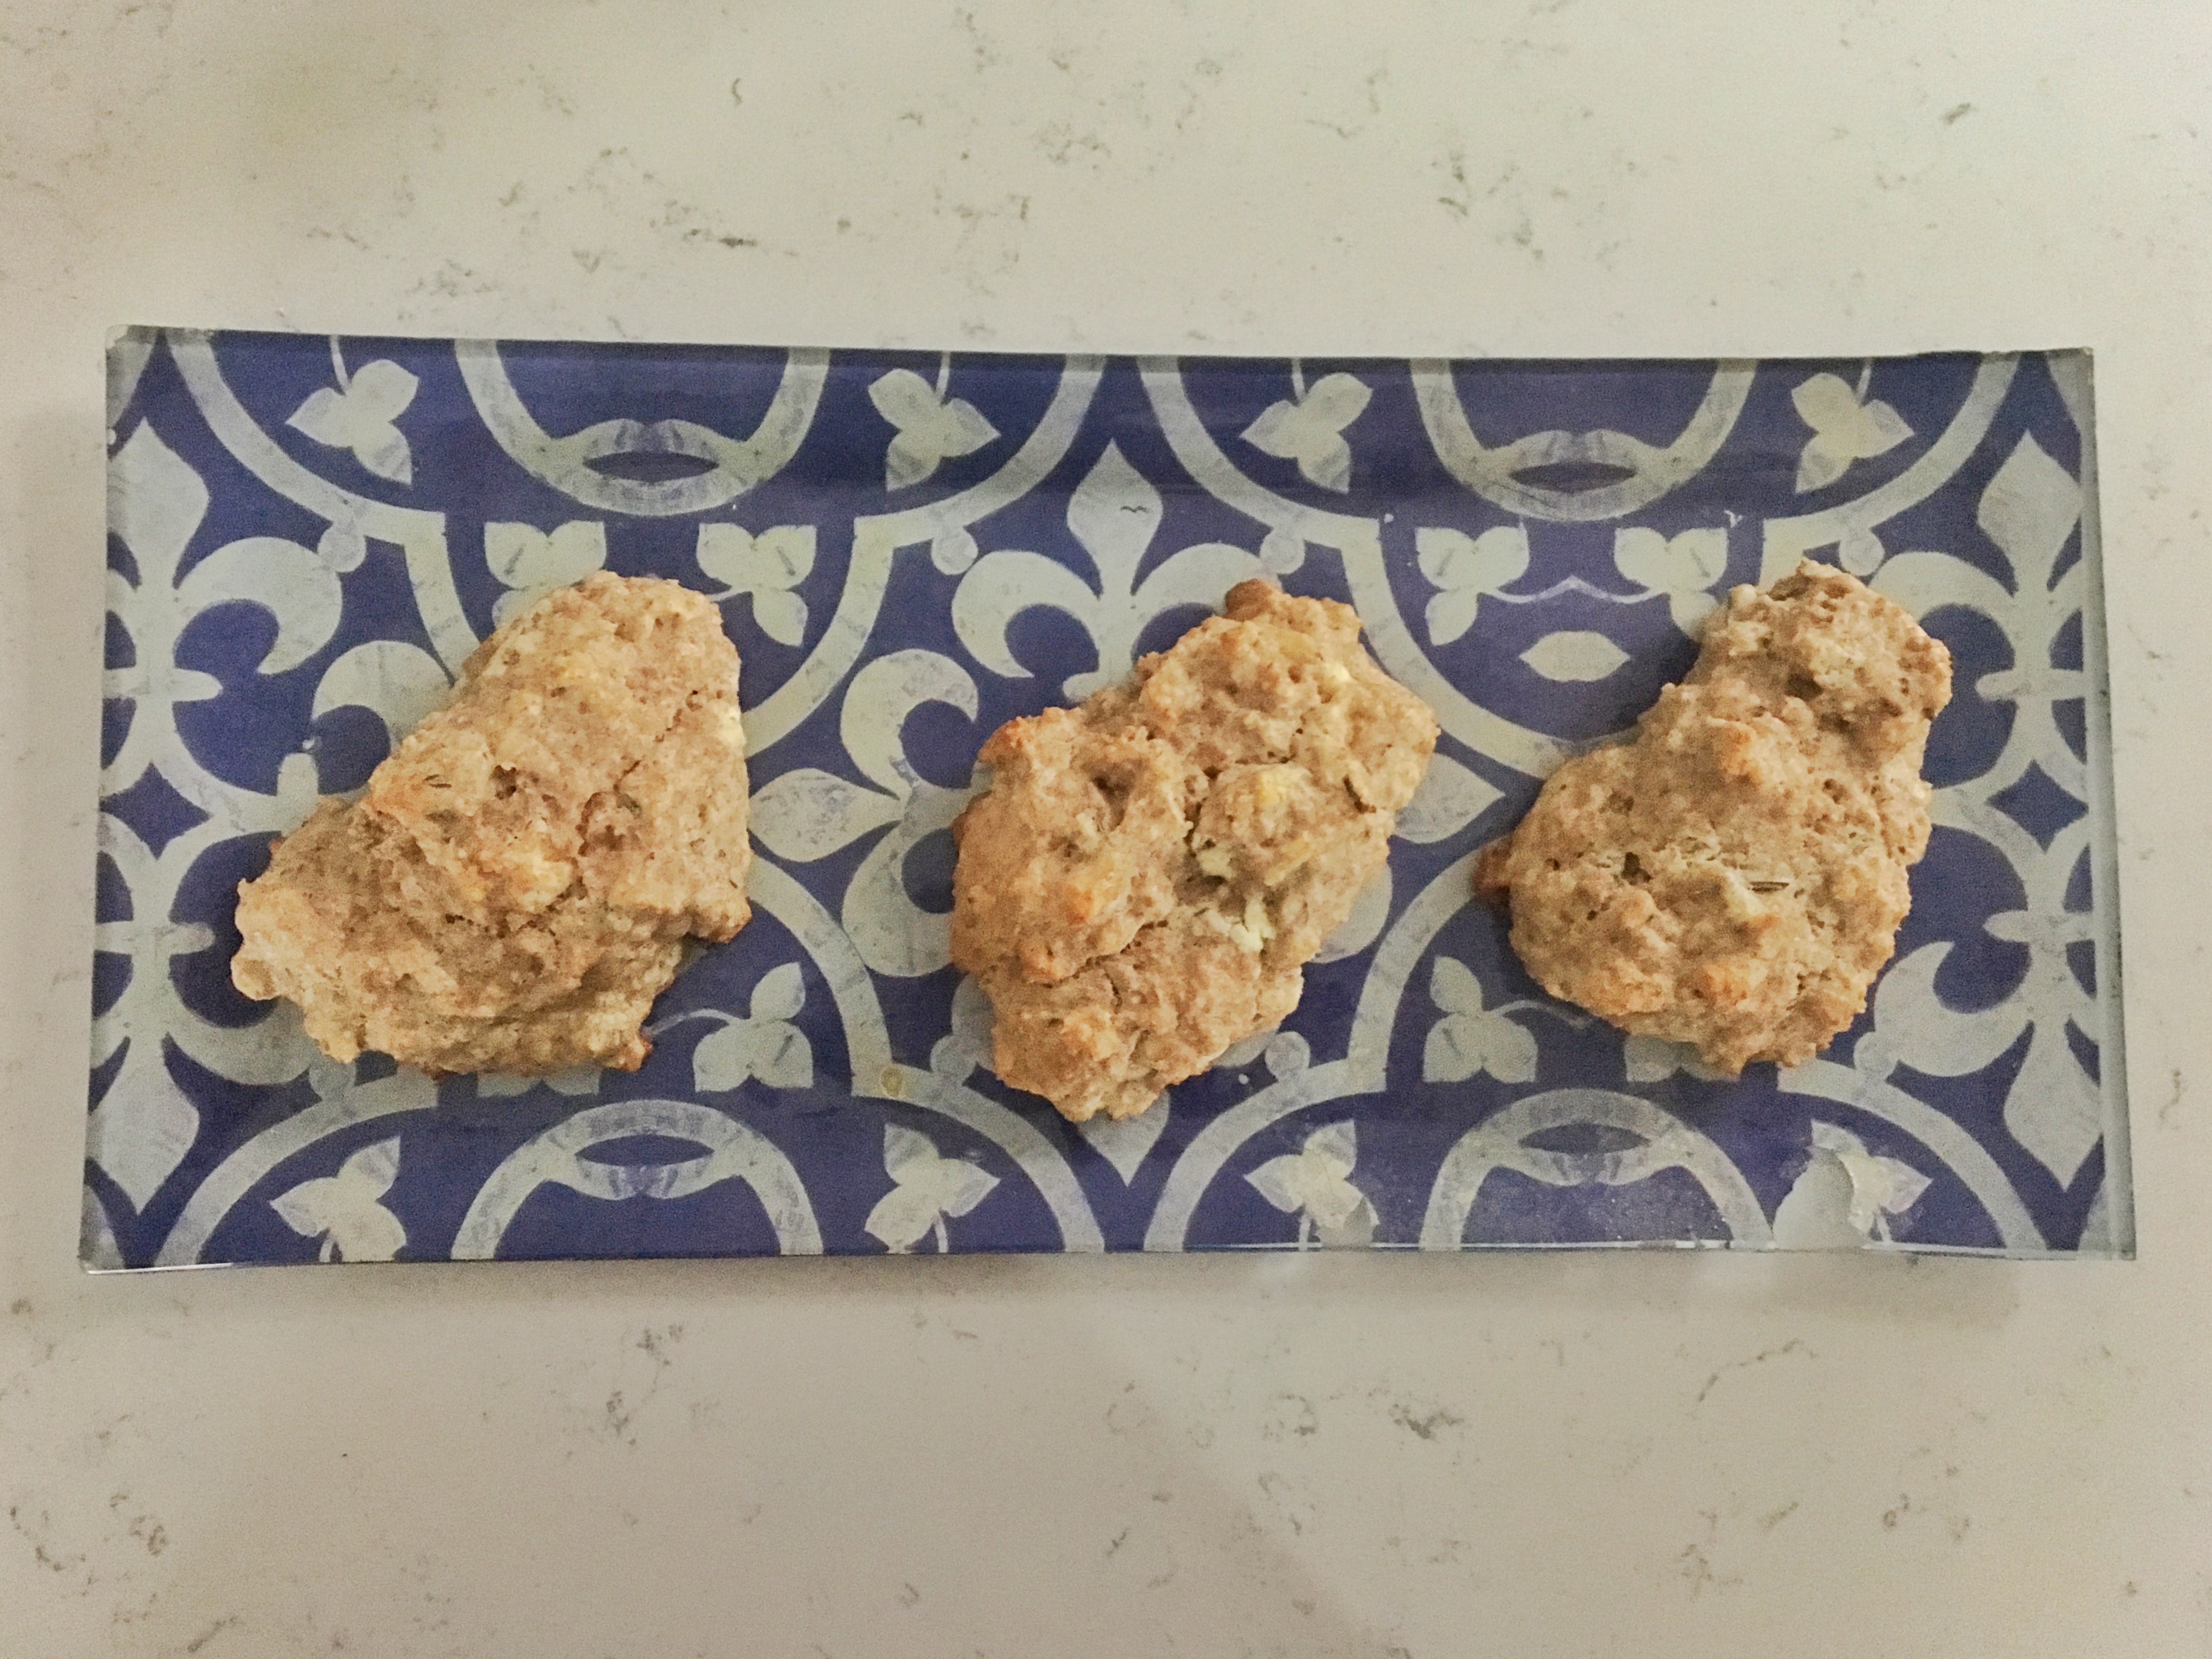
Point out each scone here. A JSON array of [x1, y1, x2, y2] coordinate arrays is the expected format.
[[232, 572, 752, 1075], [951, 579, 1438, 1123], [1474, 558, 1952, 1074]]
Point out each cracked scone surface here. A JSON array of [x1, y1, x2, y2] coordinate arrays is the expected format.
[[950, 579, 1438, 1123], [1474, 560, 1952, 1075], [231, 573, 751, 1075]]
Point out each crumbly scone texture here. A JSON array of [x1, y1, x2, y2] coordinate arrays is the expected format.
[[951, 579, 1439, 1123], [1473, 559, 1952, 1075], [232, 572, 751, 1075]]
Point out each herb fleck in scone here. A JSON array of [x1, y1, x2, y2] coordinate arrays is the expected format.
[[951, 579, 1438, 1123], [232, 573, 751, 1075], [1474, 559, 1952, 1074]]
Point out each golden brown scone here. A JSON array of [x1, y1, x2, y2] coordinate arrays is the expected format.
[[951, 579, 1438, 1123], [1474, 559, 1952, 1075], [232, 573, 751, 1075]]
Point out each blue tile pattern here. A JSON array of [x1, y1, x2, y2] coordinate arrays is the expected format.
[[86, 332, 2128, 1264]]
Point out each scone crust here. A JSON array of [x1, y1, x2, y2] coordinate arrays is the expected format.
[[1476, 559, 1953, 1074], [951, 579, 1439, 1123], [231, 572, 751, 1075]]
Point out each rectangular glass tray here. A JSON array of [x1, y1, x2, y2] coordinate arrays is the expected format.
[[86, 330, 2129, 1264]]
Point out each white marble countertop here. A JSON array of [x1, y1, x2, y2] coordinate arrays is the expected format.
[[5, 3, 2208, 1653]]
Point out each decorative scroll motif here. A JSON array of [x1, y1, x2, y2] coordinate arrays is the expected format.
[[91, 335, 2127, 1265]]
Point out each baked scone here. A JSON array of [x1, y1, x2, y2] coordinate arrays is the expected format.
[[1474, 559, 1951, 1074], [232, 572, 751, 1075], [951, 579, 1438, 1123]]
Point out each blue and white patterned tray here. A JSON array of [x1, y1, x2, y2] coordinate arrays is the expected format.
[[86, 331, 2129, 1266]]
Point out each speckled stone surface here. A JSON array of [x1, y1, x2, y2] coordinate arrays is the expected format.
[[4, 3, 2209, 1654]]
